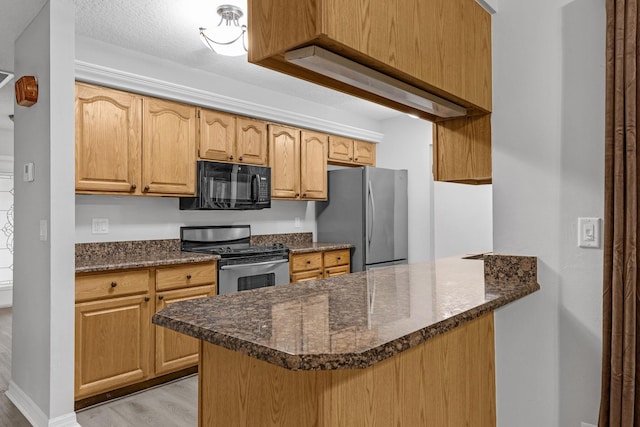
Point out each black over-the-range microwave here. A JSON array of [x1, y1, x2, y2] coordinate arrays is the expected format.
[[179, 161, 271, 210]]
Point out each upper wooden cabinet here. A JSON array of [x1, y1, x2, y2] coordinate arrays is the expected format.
[[248, 0, 492, 117], [433, 114, 491, 184], [198, 110, 268, 166], [142, 98, 197, 195], [328, 136, 376, 166], [269, 125, 328, 201], [75, 83, 141, 193], [75, 82, 197, 197]]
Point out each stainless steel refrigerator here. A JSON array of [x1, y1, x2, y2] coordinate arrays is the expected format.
[[316, 167, 408, 272]]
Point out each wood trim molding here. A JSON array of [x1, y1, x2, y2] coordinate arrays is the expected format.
[[74, 60, 384, 143]]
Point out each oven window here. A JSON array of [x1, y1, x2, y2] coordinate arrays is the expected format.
[[237, 273, 276, 292]]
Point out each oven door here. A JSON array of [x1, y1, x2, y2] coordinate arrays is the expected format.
[[218, 258, 290, 295]]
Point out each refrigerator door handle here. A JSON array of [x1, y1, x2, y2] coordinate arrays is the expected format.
[[367, 180, 375, 248]]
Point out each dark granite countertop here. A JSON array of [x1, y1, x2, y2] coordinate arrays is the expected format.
[[153, 254, 539, 371], [75, 239, 219, 273], [287, 242, 352, 254]]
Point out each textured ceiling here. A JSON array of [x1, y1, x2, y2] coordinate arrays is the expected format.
[[0, 0, 400, 132]]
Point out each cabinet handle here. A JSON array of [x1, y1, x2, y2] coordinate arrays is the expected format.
[[110, 281, 117, 288], [186, 274, 192, 279], [144, 296, 150, 302], [143, 185, 150, 192], [239, 156, 243, 161], [158, 295, 164, 300], [130, 183, 137, 191], [229, 155, 234, 160]]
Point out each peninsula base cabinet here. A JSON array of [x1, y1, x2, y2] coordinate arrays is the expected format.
[[74, 262, 216, 401], [198, 312, 496, 427]]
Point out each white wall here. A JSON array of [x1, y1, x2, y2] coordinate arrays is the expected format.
[[9, 0, 78, 426], [433, 182, 493, 258], [0, 129, 13, 156], [377, 115, 434, 263], [76, 196, 316, 242], [492, 1, 604, 426]]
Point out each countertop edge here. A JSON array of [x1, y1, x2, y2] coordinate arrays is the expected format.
[[76, 253, 220, 273], [152, 279, 540, 371]]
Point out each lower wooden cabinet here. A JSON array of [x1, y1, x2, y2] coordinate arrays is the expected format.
[[75, 293, 152, 400], [75, 261, 217, 401], [155, 285, 215, 376], [290, 249, 351, 283]]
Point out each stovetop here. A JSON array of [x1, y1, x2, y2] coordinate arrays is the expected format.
[[180, 225, 289, 260]]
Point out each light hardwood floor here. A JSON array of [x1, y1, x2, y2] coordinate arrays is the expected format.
[[0, 308, 198, 427]]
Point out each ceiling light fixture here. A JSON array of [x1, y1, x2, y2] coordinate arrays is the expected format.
[[199, 4, 247, 57]]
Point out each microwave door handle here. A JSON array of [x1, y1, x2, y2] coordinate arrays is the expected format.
[[251, 174, 260, 203]]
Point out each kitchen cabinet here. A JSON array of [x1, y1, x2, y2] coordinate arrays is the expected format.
[[198, 110, 268, 166], [75, 269, 152, 400], [432, 114, 492, 184], [328, 136, 376, 166], [248, 0, 492, 118], [75, 82, 197, 197], [154, 263, 217, 375], [142, 97, 197, 195], [269, 125, 328, 201], [75, 261, 216, 402], [75, 82, 141, 194], [290, 249, 351, 283]]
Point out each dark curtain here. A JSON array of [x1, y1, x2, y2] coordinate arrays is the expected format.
[[599, 0, 640, 426]]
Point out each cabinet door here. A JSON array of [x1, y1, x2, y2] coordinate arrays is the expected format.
[[291, 270, 324, 283], [75, 294, 151, 399], [142, 97, 197, 195], [353, 140, 376, 166], [155, 286, 215, 376], [236, 117, 268, 165], [75, 82, 141, 194], [324, 265, 350, 278], [198, 109, 236, 162], [328, 135, 353, 163], [269, 124, 300, 199], [300, 130, 328, 200]]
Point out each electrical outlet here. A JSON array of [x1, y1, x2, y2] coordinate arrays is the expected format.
[[91, 218, 109, 234], [294, 217, 301, 228]]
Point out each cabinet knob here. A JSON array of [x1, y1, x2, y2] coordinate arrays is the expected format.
[[239, 156, 243, 161], [158, 295, 164, 300], [186, 274, 192, 279], [306, 260, 311, 264], [295, 193, 300, 197], [349, 157, 353, 160], [302, 193, 307, 198], [354, 158, 358, 161], [130, 183, 137, 191], [143, 185, 150, 192], [144, 296, 150, 302], [229, 155, 234, 160], [337, 257, 341, 261], [110, 281, 117, 288]]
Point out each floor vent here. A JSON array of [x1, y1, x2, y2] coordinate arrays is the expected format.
[[0, 71, 14, 90]]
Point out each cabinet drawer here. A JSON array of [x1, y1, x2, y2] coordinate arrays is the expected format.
[[291, 270, 324, 283], [156, 262, 217, 291], [324, 265, 350, 278], [323, 249, 350, 268], [290, 252, 323, 272], [76, 269, 150, 302]]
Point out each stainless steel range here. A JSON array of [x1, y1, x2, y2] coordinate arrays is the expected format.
[[180, 225, 290, 295]]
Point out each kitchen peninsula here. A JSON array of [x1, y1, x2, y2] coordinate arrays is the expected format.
[[153, 254, 539, 427]]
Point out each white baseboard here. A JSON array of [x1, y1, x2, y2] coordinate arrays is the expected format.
[[6, 381, 80, 427], [0, 284, 12, 308]]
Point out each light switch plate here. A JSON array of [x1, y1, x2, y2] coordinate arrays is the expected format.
[[578, 217, 600, 248], [23, 162, 34, 182]]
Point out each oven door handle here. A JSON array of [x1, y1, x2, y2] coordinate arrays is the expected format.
[[219, 259, 289, 270]]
